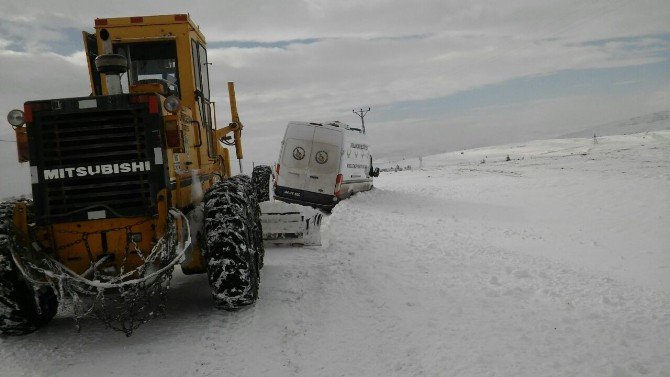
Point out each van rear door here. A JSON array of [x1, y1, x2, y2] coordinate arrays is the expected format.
[[305, 127, 342, 195], [278, 123, 315, 191]]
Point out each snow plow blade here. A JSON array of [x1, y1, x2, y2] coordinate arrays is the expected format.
[[259, 201, 323, 246]]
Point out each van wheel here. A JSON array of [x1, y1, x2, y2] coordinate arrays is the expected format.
[[203, 176, 261, 310], [0, 201, 58, 335], [251, 165, 274, 202]]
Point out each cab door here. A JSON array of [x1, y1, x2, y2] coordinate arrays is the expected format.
[[191, 40, 215, 158], [278, 123, 315, 191]]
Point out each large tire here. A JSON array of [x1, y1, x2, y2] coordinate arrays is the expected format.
[[251, 165, 273, 203], [239, 173, 265, 270], [250, 166, 271, 269], [203, 176, 262, 310], [0, 201, 58, 335]]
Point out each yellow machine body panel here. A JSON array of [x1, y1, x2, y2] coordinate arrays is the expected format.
[[45, 217, 156, 276]]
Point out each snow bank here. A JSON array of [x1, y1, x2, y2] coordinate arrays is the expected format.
[[1, 131, 668, 376]]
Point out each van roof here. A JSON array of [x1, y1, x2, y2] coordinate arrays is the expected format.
[[288, 121, 363, 133]]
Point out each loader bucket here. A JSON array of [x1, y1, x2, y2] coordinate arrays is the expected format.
[[259, 201, 323, 246]]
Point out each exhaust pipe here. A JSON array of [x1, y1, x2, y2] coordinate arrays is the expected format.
[[95, 54, 127, 95]]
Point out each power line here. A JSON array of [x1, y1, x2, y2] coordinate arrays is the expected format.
[[353, 107, 371, 134]]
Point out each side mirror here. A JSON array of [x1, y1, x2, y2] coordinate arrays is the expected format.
[[372, 167, 380, 177]]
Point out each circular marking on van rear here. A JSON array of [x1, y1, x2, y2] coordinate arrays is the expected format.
[[293, 147, 305, 160], [315, 151, 328, 164]]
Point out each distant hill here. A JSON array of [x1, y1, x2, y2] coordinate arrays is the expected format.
[[559, 111, 670, 139]]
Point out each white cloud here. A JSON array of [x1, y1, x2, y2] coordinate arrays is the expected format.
[[207, 32, 669, 127], [2, 0, 670, 45]]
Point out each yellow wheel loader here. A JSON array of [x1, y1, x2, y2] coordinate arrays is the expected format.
[[1, 14, 263, 336]]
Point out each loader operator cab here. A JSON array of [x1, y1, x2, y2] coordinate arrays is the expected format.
[[111, 40, 212, 110], [82, 14, 228, 174], [104, 36, 215, 156], [83, 15, 215, 137]]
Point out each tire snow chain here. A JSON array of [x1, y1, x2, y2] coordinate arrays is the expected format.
[[7, 208, 191, 336], [10, 209, 190, 290]]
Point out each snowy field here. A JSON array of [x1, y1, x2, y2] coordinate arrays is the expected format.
[[1, 131, 669, 377]]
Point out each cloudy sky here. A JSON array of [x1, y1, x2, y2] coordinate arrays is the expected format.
[[1, 0, 669, 194]]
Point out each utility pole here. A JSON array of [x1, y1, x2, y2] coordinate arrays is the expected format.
[[353, 107, 371, 134]]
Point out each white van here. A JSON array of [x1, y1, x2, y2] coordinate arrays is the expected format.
[[274, 121, 379, 209]]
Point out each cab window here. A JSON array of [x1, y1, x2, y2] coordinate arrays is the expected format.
[[191, 40, 210, 100], [114, 41, 180, 96], [191, 39, 215, 156], [191, 41, 201, 96]]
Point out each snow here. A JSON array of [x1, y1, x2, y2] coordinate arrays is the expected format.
[[1, 131, 669, 376]]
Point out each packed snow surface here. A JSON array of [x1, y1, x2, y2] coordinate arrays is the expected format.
[[1, 131, 669, 376]]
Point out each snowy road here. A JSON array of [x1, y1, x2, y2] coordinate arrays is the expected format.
[[1, 132, 669, 376]]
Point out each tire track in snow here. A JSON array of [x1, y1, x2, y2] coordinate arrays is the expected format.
[[190, 248, 341, 377]]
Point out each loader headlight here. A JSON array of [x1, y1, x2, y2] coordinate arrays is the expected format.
[[7, 109, 25, 127], [163, 96, 181, 113], [315, 150, 328, 164]]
